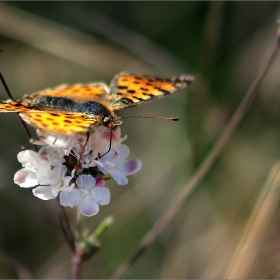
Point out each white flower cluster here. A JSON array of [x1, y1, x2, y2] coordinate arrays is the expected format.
[[14, 128, 142, 217]]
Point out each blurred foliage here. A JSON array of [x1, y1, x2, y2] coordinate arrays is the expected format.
[[0, 1, 280, 278]]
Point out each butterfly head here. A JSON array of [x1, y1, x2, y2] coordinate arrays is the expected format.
[[102, 115, 122, 129]]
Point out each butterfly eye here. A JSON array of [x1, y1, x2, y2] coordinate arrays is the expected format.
[[103, 116, 115, 128]]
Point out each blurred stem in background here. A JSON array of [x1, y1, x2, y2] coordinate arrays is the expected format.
[[111, 22, 280, 279], [223, 160, 280, 278], [190, 1, 225, 167]]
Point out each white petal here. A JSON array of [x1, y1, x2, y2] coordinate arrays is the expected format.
[[32, 185, 56, 200], [17, 150, 41, 171], [97, 164, 107, 175], [14, 168, 39, 188], [109, 170, 128, 185], [92, 187, 110, 205], [76, 174, 96, 190], [52, 163, 67, 178], [116, 144, 130, 161], [78, 198, 99, 217], [122, 160, 142, 175], [60, 189, 80, 207]]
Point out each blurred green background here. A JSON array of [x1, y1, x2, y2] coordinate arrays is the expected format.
[[1, 1, 280, 278]]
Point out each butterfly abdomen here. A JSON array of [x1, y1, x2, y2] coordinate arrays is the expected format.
[[31, 96, 76, 112], [30, 96, 113, 117]]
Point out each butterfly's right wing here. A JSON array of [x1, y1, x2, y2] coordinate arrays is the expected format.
[[106, 72, 194, 111], [0, 101, 99, 135]]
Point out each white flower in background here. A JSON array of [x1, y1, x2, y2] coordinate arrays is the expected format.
[[13, 127, 141, 217]]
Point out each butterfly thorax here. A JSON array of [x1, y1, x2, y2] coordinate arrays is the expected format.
[[26, 96, 122, 129]]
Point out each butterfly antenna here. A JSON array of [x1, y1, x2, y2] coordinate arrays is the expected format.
[[0, 71, 14, 100], [0, 71, 38, 151], [121, 116, 180, 121], [99, 129, 113, 158]]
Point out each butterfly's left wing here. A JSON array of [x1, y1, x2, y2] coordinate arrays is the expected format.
[[20, 112, 99, 135], [106, 72, 194, 111], [23, 83, 109, 105]]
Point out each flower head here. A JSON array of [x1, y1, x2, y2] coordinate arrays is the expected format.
[[14, 127, 141, 217]]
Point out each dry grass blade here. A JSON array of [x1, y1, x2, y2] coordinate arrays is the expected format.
[[0, 3, 151, 75], [223, 161, 280, 278]]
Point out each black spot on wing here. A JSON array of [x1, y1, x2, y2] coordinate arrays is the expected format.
[[140, 87, 149, 91], [127, 90, 136, 94], [134, 76, 142, 80], [154, 87, 170, 95], [118, 86, 128, 90]]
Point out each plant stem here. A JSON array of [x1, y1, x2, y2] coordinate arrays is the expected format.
[[71, 246, 83, 279]]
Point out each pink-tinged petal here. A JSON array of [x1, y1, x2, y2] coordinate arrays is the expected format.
[[110, 170, 128, 185], [95, 177, 105, 187], [60, 189, 80, 207], [122, 159, 142, 175], [91, 187, 110, 205], [79, 198, 99, 217], [76, 174, 96, 190], [32, 186, 56, 200], [17, 150, 41, 171], [14, 168, 38, 188], [116, 144, 130, 161]]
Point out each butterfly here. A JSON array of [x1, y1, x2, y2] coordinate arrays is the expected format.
[[0, 72, 194, 135]]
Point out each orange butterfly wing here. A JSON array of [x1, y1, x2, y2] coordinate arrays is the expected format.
[[20, 112, 97, 135], [23, 83, 109, 105], [0, 100, 31, 112], [0, 98, 101, 135]]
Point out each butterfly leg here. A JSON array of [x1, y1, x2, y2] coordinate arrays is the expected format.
[[73, 132, 90, 176], [99, 129, 113, 158], [78, 131, 90, 162]]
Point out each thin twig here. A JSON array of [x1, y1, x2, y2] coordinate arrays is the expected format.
[[111, 26, 280, 279], [58, 200, 76, 254], [71, 246, 83, 279]]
